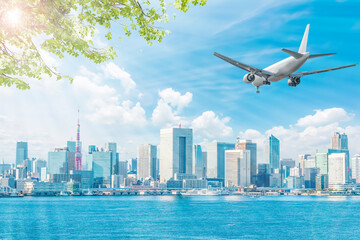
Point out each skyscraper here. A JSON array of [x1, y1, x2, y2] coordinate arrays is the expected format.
[[67, 141, 76, 153], [193, 145, 204, 179], [91, 149, 112, 188], [105, 142, 119, 175], [328, 152, 348, 187], [264, 135, 280, 171], [225, 149, 250, 187], [48, 148, 71, 174], [16, 142, 28, 166], [207, 141, 234, 179], [352, 154, 360, 183], [332, 132, 348, 150], [236, 140, 257, 184], [75, 109, 82, 170], [159, 127, 193, 182], [137, 144, 157, 180]]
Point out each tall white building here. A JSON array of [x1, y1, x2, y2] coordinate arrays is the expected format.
[[137, 144, 157, 180], [225, 150, 250, 187], [352, 154, 360, 183], [160, 128, 193, 182], [328, 152, 347, 186]]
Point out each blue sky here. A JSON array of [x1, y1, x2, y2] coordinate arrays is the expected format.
[[0, 0, 359, 163]]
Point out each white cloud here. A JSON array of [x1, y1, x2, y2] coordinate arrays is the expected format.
[[296, 108, 353, 127], [192, 111, 233, 139], [158, 88, 192, 111], [102, 62, 136, 93], [151, 88, 192, 127]]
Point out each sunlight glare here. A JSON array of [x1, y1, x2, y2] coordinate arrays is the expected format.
[[5, 8, 22, 28]]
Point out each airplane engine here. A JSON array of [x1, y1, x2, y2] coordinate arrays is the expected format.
[[288, 76, 301, 87], [243, 73, 256, 84]]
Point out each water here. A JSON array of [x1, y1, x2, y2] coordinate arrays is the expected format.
[[0, 195, 360, 239]]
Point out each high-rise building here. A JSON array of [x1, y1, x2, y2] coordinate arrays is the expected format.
[[92, 150, 112, 188], [32, 159, 47, 174], [118, 161, 128, 178], [159, 127, 193, 182], [352, 154, 360, 183], [328, 152, 348, 187], [263, 135, 280, 171], [48, 148, 73, 174], [202, 151, 207, 178], [332, 132, 348, 150], [236, 140, 257, 184], [207, 141, 234, 179], [16, 142, 28, 166], [299, 154, 311, 173], [137, 144, 157, 180], [129, 158, 137, 172], [257, 163, 270, 187], [193, 145, 204, 179], [105, 142, 119, 175], [67, 141, 76, 153], [316, 148, 350, 178], [225, 150, 250, 187]]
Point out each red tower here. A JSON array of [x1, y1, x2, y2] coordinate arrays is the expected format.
[[75, 108, 82, 170]]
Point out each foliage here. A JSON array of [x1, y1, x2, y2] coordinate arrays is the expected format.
[[0, 0, 206, 89]]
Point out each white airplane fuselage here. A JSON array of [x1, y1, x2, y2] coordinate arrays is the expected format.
[[250, 53, 310, 87]]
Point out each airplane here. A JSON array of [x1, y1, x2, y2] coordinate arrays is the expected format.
[[214, 24, 357, 93]]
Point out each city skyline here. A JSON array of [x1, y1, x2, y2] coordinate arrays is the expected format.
[[0, 0, 359, 163]]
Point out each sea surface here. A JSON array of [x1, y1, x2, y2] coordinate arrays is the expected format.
[[0, 195, 360, 239]]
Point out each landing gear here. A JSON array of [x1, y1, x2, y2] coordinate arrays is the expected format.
[[263, 76, 271, 85], [256, 87, 260, 94]]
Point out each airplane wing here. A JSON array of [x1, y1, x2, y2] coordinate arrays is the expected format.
[[214, 52, 274, 78], [291, 64, 357, 77]]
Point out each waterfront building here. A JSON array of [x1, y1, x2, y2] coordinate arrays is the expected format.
[[202, 151, 207, 178], [316, 174, 329, 190], [91, 150, 112, 188], [270, 172, 281, 188], [352, 154, 360, 183], [137, 144, 157, 180], [71, 170, 94, 189], [236, 140, 257, 184], [286, 176, 304, 189], [40, 167, 47, 181], [159, 127, 193, 182], [111, 175, 124, 188], [130, 158, 137, 172], [207, 141, 234, 179], [118, 161, 128, 179], [32, 159, 47, 174], [332, 132, 348, 150], [263, 135, 280, 171], [290, 167, 301, 177], [316, 149, 350, 179], [299, 154, 311, 173], [225, 150, 250, 188], [16, 142, 28, 166], [328, 152, 348, 187], [105, 142, 119, 175], [303, 156, 316, 169], [257, 163, 270, 187], [0, 177, 15, 188], [183, 179, 207, 189], [48, 147, 74, 174], [304, 168, 318, 188], [15, 165, 27, 179], [192, 145, 204, 179], [30, 182, 67, 195]]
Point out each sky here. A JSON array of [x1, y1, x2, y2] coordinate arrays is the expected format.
[[0, 0, 359, 164]]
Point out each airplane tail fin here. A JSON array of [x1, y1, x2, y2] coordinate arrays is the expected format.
[[298, 24, 310, 53]]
